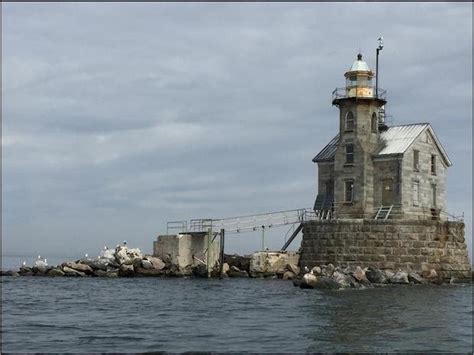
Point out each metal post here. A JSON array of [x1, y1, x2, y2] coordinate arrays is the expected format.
[[376, 48, 379, 98], [261, 225, 265, 251], [207, 227, 212, 278], [219, 229, 225, 279]]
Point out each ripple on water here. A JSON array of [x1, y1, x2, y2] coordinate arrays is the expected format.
[[1, 277, 472, 353]]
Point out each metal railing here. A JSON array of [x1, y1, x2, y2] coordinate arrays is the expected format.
[[332, 86, 387, 101], [166, 208, 319, 235]]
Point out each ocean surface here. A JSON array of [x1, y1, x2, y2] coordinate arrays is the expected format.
[[1, 273, 473, 353]]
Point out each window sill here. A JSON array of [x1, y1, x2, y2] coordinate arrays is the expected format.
[[344, 163, 354, 167], [343, 202, 354, 205]]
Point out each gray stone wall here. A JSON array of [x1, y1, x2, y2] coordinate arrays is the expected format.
[[317, 162, 334, 195], [401, 130, 448, 219], [299, 219, 471, 280], [333, 99, 384, 219]]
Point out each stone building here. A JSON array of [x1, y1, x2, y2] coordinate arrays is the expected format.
[[313, 54, 451, 221], [299, 53, 471, 280]]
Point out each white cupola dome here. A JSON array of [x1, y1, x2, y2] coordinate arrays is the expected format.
[[349, 53, 371, 72]]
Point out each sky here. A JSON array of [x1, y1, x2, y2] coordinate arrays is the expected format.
[[2, 3, 472, 261]]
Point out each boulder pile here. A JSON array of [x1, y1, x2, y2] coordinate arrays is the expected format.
[[4, 245, 212, 278], [293, 264, 456, 290]]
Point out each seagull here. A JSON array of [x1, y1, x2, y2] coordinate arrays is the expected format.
[[38, 255, 41, 260], [304, 266, 310, 273], [22, 261, 26, 266], [84, 253, 88, 258], [103, 245, 108, 250], [123, 240, 127, 246]]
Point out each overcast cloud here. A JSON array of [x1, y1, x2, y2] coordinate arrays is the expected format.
[[2, 3, 472, 260]]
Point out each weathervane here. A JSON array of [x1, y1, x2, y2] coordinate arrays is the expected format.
[[376, 36, 383, 98]]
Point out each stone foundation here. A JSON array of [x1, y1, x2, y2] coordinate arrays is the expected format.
[[299, 219, 471, 280]]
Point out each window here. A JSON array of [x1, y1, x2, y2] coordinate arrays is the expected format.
[[345, 144, 354, 164], [431, 184, 437, 207], [345, 180, 354, 202], [371, 113, 378, 132], [345, 111, 354, 131], [412, 181, 419, 206], [413, 150, 419, 171], [431, 155, 436, 175]]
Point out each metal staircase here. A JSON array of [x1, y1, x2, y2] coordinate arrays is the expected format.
[[374, 205, 393, 220]]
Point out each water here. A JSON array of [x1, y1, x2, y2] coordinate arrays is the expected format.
[[1, 277, 472, 353]]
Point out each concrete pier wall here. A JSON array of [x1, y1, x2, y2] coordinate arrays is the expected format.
[[153, 233, 221, 272], [299, 219, 471, 280]]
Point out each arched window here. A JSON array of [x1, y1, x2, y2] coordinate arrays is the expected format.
[[371, 112, 378, 132], [345, 111, 354, 131]]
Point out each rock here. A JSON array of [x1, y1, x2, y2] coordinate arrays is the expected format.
[[366, 267, 387, 284], [408, 272, 425, 284], [384, 269, 395, 280], [1, 270, 15, 276], [422, 269, 438, 280], [192, 264, 209, 278], [286, 263, 300, 276], [228, 266, 249, 278], [144, 256, 166, 270], [301, 272, 318, 288], [135, 267, 165, 277], [352, 266, 368, 283], [18, 266, 33, 276], [389, 271, 409, 284], [332, 271, 353, 288], [119, 264, 135, 277], [64, 262, 93, 274], [222, 262, 230, 274], [47, 268, 65, 277], [321, 264, 335, 277], [82, 258, 109, 271], [313, 276, 341, 290], [32, 266, 50, 275], [141, 259, 153, 270], [282, 271, 296, 280], [62, 266, 86, 277], [114, 246, 143, 265], [292, 276, 303, 287], [224, 254, 251, 272], [311, 266, 322, 276]]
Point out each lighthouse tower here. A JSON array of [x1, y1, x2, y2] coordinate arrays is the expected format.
[[331, 53, 387, 218]]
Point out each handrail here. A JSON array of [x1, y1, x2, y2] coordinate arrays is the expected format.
[[332, 86, 387, 101]]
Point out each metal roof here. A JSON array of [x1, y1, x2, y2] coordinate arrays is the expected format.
[[376, 123, 429, 156], [312, 133, 339, 162], [312, 123, 452, 166]]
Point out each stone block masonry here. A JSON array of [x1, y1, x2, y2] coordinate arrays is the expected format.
[[299, 219, 471, 280]]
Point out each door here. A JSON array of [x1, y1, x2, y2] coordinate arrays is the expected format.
[[382, 179, 393, 205]]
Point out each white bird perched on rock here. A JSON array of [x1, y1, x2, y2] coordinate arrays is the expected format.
[[37, 255, 41, 260], [85, 253, 88, 258], [103, 245, 108, 250], [22, 261, 26, 266], [123, 240, 127, 246], [304, 266, 310, 273]]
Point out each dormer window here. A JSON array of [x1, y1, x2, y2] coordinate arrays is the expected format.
[[345, 111, 354, 131], [371, 113, 378, 132]]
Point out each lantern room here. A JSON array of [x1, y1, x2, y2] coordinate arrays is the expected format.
[[344, 53, 374, 98]]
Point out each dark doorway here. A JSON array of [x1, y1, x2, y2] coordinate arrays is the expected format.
[[382, 179, 393, 205]]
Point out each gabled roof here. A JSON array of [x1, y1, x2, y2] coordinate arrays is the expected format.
[[312, 123, 452, 166]]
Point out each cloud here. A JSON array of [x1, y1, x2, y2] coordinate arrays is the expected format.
[[2, 3, 472, 259]]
